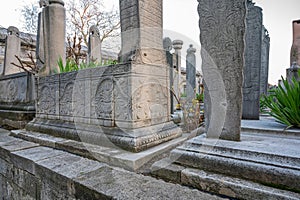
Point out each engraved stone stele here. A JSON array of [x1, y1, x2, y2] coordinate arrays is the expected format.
[[3, 26, 22, 75], [88, 25, 102, 64], [260, 26, 270, 96], [199, 0, 246, 141], [40, 0, 66, 76], [186, 44, 196, 101], [290, 20, 300, 66], [242, 0, 263, 120]]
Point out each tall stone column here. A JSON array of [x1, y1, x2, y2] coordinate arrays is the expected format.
[[3, 26, 21, 75], [88, 25, 102, 64], [163, 37, 174, 114], [36, 0, 48, 72], [186, 44, 196, 101], [119, 0, 165, 64], [199, 0, 246, 141], [242, 0, 263, 120], [172, 40, 183, 105], [118, 0, 173, 129], [290, 20, 300, 66], [42, 0, 66, 75], [260, 26, 270, 95]]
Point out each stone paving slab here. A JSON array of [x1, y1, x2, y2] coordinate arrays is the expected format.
[[241, 117, 300, 136]]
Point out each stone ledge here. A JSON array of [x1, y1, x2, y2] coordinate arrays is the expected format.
[[11, 129, 190, 171], [150, 158, 300, 200], [0, 129, 226, 200], [25, 119, 183, 152]]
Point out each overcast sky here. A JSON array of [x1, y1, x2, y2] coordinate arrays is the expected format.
[[0, 0, 299, 85]]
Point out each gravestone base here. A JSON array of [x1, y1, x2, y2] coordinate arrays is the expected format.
[[151, 131, 300, 199], [25, 118, 182, 153], [0, 105, 35, 129]]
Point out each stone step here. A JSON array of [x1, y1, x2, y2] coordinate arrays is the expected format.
[[241, 118, 300, 137], [175, 134, 300, 170], [10, 129, 193, 172], [151, 158, 300, 200], [170, 147, 300, 193]]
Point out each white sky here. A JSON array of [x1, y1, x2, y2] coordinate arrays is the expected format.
[[0, 0, 299, 85]]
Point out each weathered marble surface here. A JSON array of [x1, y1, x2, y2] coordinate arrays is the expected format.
[[41, 0, 66, 75], [0, 72, 35, 129], [199, 0, 246, 141], [290, 20, 300, 66], [88, 25, 102, 63], [28, 63, 181, 152], [119, 0, 165, 64], [0, 129, 224, 200], [242, 0, 263, 120], [260, 26, 270, 96]]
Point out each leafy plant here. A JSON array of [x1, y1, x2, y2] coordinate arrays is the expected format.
[[261, 71, 300, 128], [196, 92, 204, 102], [57, 57, 78, 73]]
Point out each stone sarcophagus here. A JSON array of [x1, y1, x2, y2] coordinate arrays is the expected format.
[[26, 63, 182, 152], [0, 72, 35, 129]]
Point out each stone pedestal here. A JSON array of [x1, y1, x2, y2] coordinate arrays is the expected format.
[[3, 26, 21, 75], [200, 0, 246, 141], [242, 0, 263, 120], [26, 63, 182, 152]]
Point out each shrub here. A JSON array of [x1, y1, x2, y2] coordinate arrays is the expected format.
[[261, 71, 300, 128]]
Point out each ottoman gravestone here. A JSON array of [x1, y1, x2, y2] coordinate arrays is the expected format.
[[40, 0, 66, 76], [88, 25, 102, 64], [186, 44, 196, 102], [260, 26, 270, 96], [242, 0, 263, 120], [200, 0, 246, 141], [287, 20, 300, 82], [3, 26, 21, 75], [290, 19, 300, 66]]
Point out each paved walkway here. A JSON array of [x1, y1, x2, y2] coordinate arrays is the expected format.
[[241, 116, 300, 136]]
